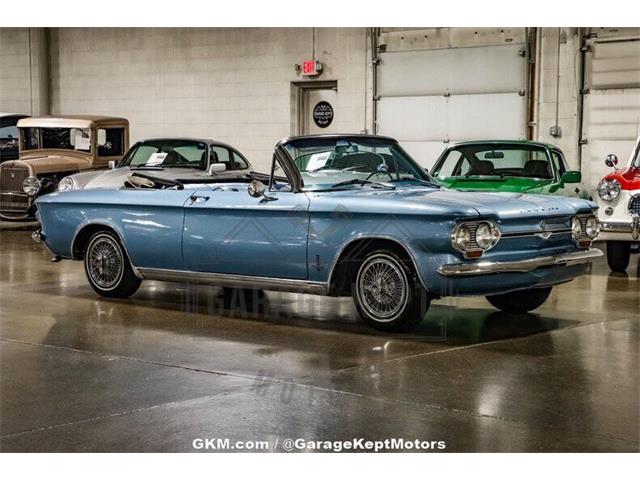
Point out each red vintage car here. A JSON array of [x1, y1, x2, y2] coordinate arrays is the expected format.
[[596, 136, 640, 271]]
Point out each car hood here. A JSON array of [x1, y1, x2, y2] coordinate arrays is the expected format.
[[76, 167, 233, 189], [313, 186, 596, 219], [437, 176, 554, 193]]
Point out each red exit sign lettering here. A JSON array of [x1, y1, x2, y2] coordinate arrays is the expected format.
[[302, 60, 322, 76]]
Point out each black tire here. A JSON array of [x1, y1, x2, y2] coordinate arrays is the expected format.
[[352, 249, 429, 332], [606, 241, 631, 272], [486, 286, 552, 313], [84, 231, 141, 298]]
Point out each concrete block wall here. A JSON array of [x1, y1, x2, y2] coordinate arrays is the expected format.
[[47, 27, 371, 171], [0, 28, 49, 115]]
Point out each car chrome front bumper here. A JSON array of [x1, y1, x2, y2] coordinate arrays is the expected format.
[[437, 248, 603, 277], [599, 216, 640, 240]]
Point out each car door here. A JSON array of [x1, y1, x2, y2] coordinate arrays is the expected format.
[[182, 157, 310, 279]]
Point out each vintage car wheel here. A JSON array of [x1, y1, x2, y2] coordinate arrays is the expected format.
[[84, 231, 141, 298], [606, 241, 631, 272], [485, 286, 552, 313], [353, 250, 429, 332]]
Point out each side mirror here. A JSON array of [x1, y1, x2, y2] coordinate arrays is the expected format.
[[605, 153, 618, 168], [108, 160, 116, 170], [248, 179, 266, 198], [208, 163, 226, 175], [561, 170, 581, 184]]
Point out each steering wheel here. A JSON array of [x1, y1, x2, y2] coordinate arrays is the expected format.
[[124, 175, 156, 189], [366, 170, 394, 181]]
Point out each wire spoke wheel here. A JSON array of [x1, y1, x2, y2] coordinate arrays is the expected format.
[[87, 235, 123, 290], [356, 254, 409, 323]]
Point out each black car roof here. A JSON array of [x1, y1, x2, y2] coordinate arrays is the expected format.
[[276, 134, 398, 147], [139, 137, 239, 150]]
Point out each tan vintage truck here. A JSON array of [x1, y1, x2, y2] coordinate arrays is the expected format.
[[0, 115, 129, 220]]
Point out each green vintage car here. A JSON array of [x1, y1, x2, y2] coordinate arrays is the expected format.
[[430, 140, 587, 198]]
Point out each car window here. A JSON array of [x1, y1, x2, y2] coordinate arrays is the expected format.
[[98, 128, 125, 157], [269, 156, 292, 192], [121, 140, 208, 169], [432, 150, 469, 178], [430, 144, 553, 179], [0, 125, 18, 139], [210, 146, 249, 171], [283, 137, 432, 191], [551, 150, 566, 175], [21, 127, 92, 152]]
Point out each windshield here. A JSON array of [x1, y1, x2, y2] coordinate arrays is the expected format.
[[283, 137, 433, 191], [432, 144, 554, 180], [0, 125, 18, 140], [121, 140, 208, 169], [633, 140, 640, 168], [21, 127, 93, 152]]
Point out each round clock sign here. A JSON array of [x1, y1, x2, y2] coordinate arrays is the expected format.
[[312, 101, 334, 128]]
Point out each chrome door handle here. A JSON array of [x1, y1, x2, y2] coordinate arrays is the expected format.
[[188, 195, 210, 205]]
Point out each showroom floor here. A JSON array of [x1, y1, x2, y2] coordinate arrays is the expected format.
[[0, 223, 638, 452]]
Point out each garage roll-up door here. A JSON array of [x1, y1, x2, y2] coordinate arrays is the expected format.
[[375, 28, 528, 168], [581, 35, 640, 189]]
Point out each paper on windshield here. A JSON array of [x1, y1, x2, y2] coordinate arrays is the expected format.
[[74, 130, 91, 151], [306, 152, 331, 171], [146, 152, 168, 166]]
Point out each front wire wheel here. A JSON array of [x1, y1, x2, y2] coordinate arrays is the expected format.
[[84, 231, 141, 298], [353, 250, 429, 332]]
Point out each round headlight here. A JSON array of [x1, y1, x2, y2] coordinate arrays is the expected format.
[[453, 225, 471, 252], [597, 179, 621, 202], [22, 176, 41, 196], [475, 222, 501, 250], [585, 215, 599, 239], [57, 176, 75, 192], [571, 217, 583, 241]]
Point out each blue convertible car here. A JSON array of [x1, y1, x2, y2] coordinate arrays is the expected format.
[[34, 135, 603, 332]]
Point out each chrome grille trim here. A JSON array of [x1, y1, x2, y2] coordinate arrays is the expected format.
[[629, 195, 640, 216], [0, 165, 28, 193]]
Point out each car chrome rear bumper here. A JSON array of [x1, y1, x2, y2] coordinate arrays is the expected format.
[[437, 248, 603, 277]]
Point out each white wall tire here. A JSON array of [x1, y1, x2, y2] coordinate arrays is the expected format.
[[352, 249, 429, 332]]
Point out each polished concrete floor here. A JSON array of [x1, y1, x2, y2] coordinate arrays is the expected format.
[[0, 222, 638, 452]]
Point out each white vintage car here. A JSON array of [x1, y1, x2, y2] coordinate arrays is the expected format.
[[596, 136, 640, 272]]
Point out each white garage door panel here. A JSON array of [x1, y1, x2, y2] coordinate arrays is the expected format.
[[378, 44, 525, 97], [590, 41, 640, 89], [400, 141, 448, 169], [377, 96, 447, 141], [581, 88, 640, 189], [448, 93, 525, 139]]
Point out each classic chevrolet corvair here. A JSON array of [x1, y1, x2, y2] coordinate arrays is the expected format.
[[34, 135, 603, 332]]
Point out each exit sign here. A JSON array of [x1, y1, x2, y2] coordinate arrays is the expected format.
[[302, 60, 322, 76]]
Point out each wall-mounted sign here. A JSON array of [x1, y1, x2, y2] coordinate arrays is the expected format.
[[302, 60, 323, 76], [313, 101, 334, 128]]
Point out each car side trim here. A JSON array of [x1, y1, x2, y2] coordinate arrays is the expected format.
[[437, 248, 603, 277], [137, 268, 328, 295]]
